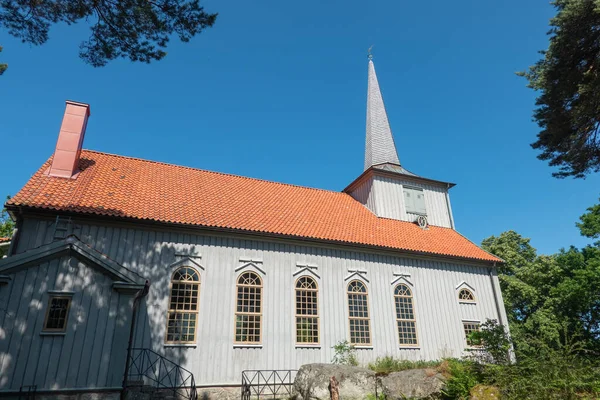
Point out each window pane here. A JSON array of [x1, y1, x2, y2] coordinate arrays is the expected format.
[[44, 297, 71, 331], [347, 281, 370, 345], [296, 317, 319, 343], [463, 322, 481, 346], [296, 277, 319, 344], [459, 289, 475, 301], [234, 272, 262, 344], [395, 284, 418, 346], [165, 267, 200, 344], [397, 321, 418, 345], [349, 319, 371, 344]]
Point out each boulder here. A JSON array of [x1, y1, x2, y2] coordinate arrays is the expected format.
[[380, 369, 445, 400], [470, 385, 500, 400], [293, 364, 377, 400]]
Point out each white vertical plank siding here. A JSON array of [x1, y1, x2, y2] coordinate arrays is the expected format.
[[373, 176, 452, 228], [347, 176, 453, 228], [0, 217, 506, 390], [348, 178, 377, 214]]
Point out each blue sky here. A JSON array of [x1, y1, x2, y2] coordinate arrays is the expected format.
[[1, 0, 599, 255]]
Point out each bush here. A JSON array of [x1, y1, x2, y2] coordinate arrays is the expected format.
[[331, 340, 358, 366], [485, 334, 600, 400], [441, 359, 482, 400], [368, 356, 440, 375], [467, 319, 511, 365]]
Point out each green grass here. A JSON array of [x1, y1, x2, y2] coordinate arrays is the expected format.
[[367, 356, 442, 375]]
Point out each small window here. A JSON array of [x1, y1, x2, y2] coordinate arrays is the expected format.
[[463, 321, 481, 346], [295, 276, 319, 344], [235, 272, 262, 344], [166, 267, 200, 344], [347, 280, 371, 345], [403, 187, 426, 215], [458, 288, 476, 303], [43, 296, 72, 332], [394, 284, 418, 346]]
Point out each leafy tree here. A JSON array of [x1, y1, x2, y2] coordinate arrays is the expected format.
[[577, 197, 600, 245], [518, 0, 600, 178], [468, 319, 512, 365], [0, 45, 6, 75], [0, 196, 14, 258], [0, 0, 217, 72], [486, 333, 600, 400], [0, 196, 13, 238], [482, 230, 600, 353]]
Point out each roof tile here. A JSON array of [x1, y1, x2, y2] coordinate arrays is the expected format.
[[7, 150, 500, 263]]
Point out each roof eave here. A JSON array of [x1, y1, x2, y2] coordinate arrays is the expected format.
[[8, 206, 502, 266], [343, 165, 456, 194]]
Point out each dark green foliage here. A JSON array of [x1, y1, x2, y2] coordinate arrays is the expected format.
[[367, 356, 440, 375], [518, 0, 600, 178], [0, 0, 216, 67], [471, 200, 600, 398], [0, 196, 13, 239], [441, 359, 482, 400], [0, 45, 6, 75], [485, 334, 600, 400], [468, 320, 511, 365], [577, 197, 600, 245], [481, 230, 600, 354], [0, 196, 14, 258]]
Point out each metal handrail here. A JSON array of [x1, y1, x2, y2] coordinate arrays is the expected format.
[[127, 348, 197, 400], [241, 370, 297, 400]]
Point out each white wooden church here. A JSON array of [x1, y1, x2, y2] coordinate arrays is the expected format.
[[0, 57, 506, 398]]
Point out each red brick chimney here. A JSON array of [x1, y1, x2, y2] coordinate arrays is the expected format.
[[47, 101, 91, 179]]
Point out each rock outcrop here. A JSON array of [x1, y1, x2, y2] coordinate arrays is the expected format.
[[380, 368, 445, 399], [293, 364, 446, 400], [293, 364, 377, 400]]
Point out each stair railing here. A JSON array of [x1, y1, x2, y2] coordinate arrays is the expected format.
[[127, 348, 197, 400]]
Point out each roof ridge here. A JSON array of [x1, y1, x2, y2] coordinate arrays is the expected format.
[[81, 149, 351, 197]]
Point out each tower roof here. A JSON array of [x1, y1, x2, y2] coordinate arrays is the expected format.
[[365, 58, 401, 171]]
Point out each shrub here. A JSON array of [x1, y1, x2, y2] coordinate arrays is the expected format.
[[331, 340, 358, 366], [368, 356, 440, 375], [467, 319, 511, 365], [484, 333, 600, 400], [441, 359, 482, 400]]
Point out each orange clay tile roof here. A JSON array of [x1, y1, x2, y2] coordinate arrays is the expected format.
[[7, 150, 500, 263], [0, 237, 10, 243]]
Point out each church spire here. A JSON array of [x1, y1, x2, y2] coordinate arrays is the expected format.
[[364, 56, 401, 171]]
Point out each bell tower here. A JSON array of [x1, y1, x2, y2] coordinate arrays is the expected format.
[[344, 55, 456, 229]]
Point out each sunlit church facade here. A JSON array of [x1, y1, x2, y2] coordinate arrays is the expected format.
[[0, 57, 506, 398]]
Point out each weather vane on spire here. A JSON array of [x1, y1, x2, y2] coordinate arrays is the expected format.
[[367, 45, 374, 60]]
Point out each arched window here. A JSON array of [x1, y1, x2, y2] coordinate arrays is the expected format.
[[295, 276, 319, 344], [394, 283, 418, 346], [166, 267, 200, 344], [347, 280, 371, 345], [458, 288, 475, 302], [235, 272, 262, 344]]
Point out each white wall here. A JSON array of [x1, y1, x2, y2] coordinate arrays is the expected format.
[[0, 256, 132, 391], [349, 175, 453, 228], [1, 216, 507, 388]]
